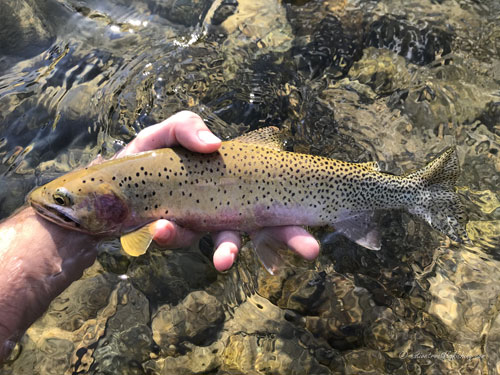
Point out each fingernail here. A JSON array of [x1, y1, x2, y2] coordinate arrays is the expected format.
[[227, 248, 237, 263], [223, 243, 237, 261], [198, 130, 221, 145], [229, 245, 238, 257]]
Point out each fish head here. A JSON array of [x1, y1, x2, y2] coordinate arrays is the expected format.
[[28, 170, 129, 235]]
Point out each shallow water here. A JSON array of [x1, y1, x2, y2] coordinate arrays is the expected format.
[[0, 0, 499, 373]]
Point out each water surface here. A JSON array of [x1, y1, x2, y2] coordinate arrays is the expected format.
[[0, 0, 499, 373]]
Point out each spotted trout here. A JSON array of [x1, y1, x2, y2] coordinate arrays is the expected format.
[[29, 127, 469, 273]]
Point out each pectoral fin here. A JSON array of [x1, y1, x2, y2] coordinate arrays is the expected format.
[[329, 211, 382, 251], [120, 224, 154, 256]]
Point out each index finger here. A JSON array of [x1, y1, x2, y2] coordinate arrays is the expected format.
[[116, 111, 221, 157]]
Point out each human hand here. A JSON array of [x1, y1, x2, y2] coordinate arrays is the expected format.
[[118, 111, 320, 271]]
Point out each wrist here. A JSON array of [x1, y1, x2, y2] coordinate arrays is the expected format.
[[0, 207, 98, 359]]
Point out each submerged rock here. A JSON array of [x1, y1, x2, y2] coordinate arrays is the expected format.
[[343, 349, 389, 374], [349, 47, 412, 96], [287, 0, 363, 79], [221, 294, 343, 374], [147, 0, 212, 26], [90, 282, 152, 374], [486, 312, 500, 375], [152, 291, 225, 355], [221, 333, 332, 375], [127, 247, 217, 307], [146, 341, 225, 374], [0, 0, 69, 71], [365, 15, 453, 66]]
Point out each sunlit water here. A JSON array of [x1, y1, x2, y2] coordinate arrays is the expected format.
[[0, 0, 499, 373]]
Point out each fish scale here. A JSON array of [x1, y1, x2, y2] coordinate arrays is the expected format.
[[29, 127, 469, 272]]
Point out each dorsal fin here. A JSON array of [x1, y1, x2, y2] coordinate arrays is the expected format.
[[357, 161, 381, 172], [231, 127, 285, 151]]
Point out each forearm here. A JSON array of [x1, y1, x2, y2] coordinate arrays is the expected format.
[[0, 207, 97, 360]]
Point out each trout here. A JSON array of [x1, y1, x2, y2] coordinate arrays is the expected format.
[[28, 127, 469, 273]]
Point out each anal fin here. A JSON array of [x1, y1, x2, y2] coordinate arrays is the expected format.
[[328, 211, 382, 250], [249, 229, 287, 275], [120, 224, 154, 256]]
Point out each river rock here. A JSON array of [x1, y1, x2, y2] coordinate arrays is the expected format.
[[152, 290, 225, 355], [221, 332, 333, 375]]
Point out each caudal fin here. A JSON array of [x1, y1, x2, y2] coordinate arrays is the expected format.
[[405, 147, 469, 243]]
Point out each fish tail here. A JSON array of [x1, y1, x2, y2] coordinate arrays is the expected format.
[[405, 147, 469, 243]]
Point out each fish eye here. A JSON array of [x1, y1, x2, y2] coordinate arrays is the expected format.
[[53, 188, 72, 206]]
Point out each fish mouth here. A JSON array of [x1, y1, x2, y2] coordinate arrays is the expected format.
[[30, 201, 85, 232]]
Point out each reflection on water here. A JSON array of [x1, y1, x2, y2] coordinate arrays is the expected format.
[[1, 0, 499, 373]]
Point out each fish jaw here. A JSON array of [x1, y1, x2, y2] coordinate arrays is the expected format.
[[30, 200, 88, 233]]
